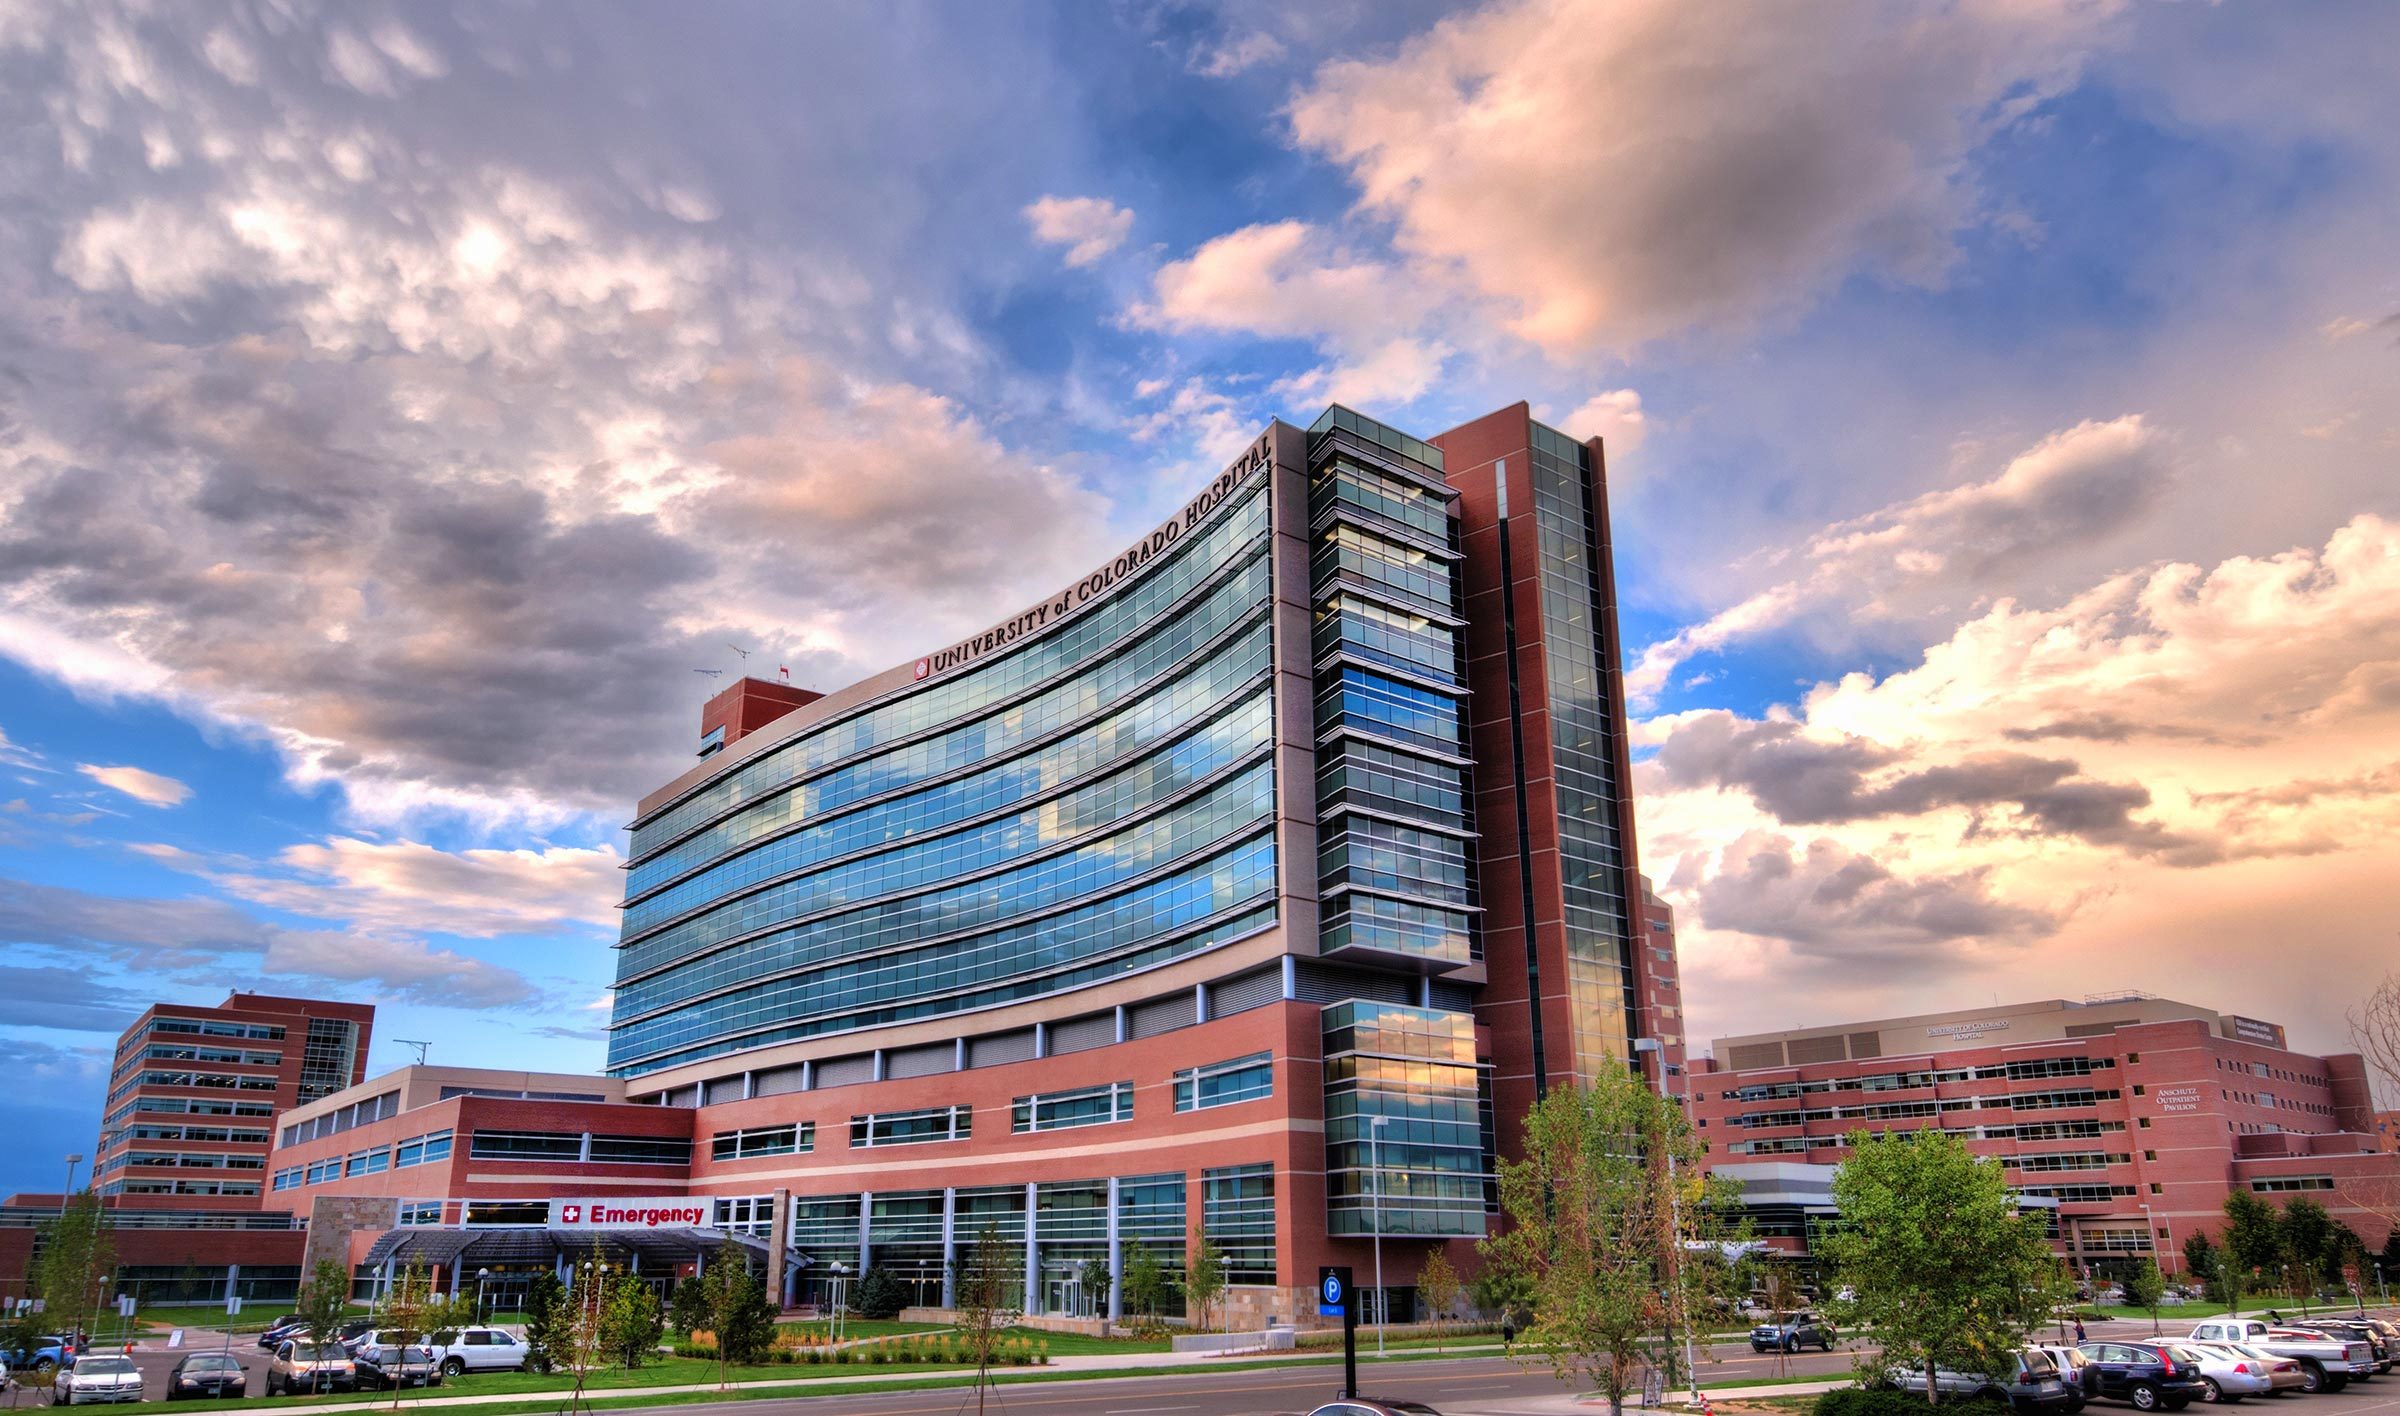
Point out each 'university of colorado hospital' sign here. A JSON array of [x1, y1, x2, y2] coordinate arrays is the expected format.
[[914, 433, 1273, 682]]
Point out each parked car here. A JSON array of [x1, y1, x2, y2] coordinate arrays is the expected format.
[[166, 1352, 249, 1400], [351, 1332, 442, 1389], [1751, 1312, 1837, 1353], [2076, 1340, 2207, 1411], [2186, 1321, 2373, 1392], [1299, 1402, 1445, 1416], [327, 1320, 378, 1352], [267, 1339, 356, 1395], [1889, 1350, 2080, 1412], [54, 1354, 144, 1406], [2160, 1342, 2275, 1403], [2032, 1344, 2093, 1407], [256, 1318, 308, 1351], [2286, 1319, 2390, 1374], [423, 1326, 529, 1377], [2184, 1342, 2306, 1398], [1, 1335, 73, 1376]]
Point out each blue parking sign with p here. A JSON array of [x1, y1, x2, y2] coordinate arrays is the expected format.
[[1318, 1265, 1351, 1316]]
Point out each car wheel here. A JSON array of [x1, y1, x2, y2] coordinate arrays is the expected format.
[[33, 1360, 56, 1376], [2131, 1382, 2162, 1410], [439, 1358, 465, 1379], [2200, 1380, 2225, 1403], [2296, 1364, 2324, 1395]]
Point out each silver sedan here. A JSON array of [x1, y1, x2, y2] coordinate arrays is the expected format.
[[2172, 1342, 2279, 1402]]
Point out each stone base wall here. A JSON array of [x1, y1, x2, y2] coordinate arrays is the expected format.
[[303, 1194, 399, 1278]]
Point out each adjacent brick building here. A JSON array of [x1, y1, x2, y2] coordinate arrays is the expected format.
[[1692, 994, 2398, 1280]]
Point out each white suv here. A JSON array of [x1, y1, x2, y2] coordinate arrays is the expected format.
[[425, 1327, 529, 1377]]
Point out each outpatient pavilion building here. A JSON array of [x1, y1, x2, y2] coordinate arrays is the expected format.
[[272, 404, 1680, 1328]]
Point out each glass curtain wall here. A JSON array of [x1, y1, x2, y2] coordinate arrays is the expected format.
[[1526, 421, 1636, 1076], [1321, 1000, 1490, 1237]]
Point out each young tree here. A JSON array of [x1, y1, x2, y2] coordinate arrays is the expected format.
[[684, 1260, 775, 1386], [1817, 1129, 2067, 1406], [1075, 1255, 1112, 1324], [1119, 1239, 1170, 1331], [667, 1275, 711, 1340], [951, 1225, 1019, 1416], [1184, 1239, 1227, 1336], [290, 1260, 354, 1394], [1416, 1251, 1461, 1353], [32, 1192, 115, 1352], [2280, 1197, 2337, 1305], [598, 1273, 663, 1369], [557, 1255, 614, 1416], [375, 1258, 459, 1404], [2121, 1257, 2167, 1337], [1477, 1061, 1734, 1416], [1471, 1265, 1535, 1333], [852, 1267, 907, 1321], [520, 1270, 570, 1374]]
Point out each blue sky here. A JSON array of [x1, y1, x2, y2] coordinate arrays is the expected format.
[[2, 0, 2397, 1199]]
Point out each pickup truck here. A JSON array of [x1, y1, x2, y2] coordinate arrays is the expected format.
[[2185, 1320, 2373, 1393]]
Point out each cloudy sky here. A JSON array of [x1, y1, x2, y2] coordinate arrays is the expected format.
[[1, 0, 2396, 1197]]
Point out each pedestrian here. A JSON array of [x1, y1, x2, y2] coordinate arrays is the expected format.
[[1501, 1309, 1516, 1353], [2073, 1317, 2086, 1343]]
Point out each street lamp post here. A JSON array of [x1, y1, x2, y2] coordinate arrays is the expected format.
[[475, 1268, 490, 1323], [60, 1153, 84, 1214], [1369, 1115, 1388, 1358], [1633, 1037, 1701, 1404]]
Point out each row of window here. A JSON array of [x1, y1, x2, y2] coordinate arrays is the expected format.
[[280, 1090, 401, 1147], [1720, 1055, 2116, 1102], [1733, 1087, 2122, 1128], [104, 1096, 274, 1131], [851, 1104, 973, 1148], [113, 1178, 259, 1197], [711, 1123, 815, 1160], [271, 1130, 453, 1190], [1720, 1117, 2128, 1156], [2249, 1175, 2335, 1192], [121, 1017, 286, 1052], [124, 1124, 270, 1145], [109, 1070, 281, 1104], [466, 1130, 693, 1164]]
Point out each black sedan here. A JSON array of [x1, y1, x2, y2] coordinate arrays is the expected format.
[[2077, 1341, 2208, 1411], [166, 1353, 248, 1400]]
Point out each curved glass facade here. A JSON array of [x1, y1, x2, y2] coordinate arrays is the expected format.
[[608, 473, 1279, 1076]]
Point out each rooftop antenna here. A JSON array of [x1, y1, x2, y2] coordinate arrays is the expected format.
[[726, 643, 752, 662], [392, 1038, 431, 1066]]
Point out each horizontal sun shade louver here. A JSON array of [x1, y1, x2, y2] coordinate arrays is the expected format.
[[1129, 994, 1196, 1040], [1047, 1014, 1116, 1055], [813, 1054, 875, 1089], [885, 1043, 954, 1079], [969, 1030, 1038, 1067]]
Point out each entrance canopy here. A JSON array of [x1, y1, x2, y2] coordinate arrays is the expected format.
[[365, 1226, 767, 1271]]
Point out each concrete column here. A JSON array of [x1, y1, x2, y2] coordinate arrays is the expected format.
[[954, 1038, 967, 1071], [1022, 1182, 1040, 1315], [800, 1059, 813, 1091], [765, 1188, 790, 1311], [447, 1263, 461, 1299], [939, 1188, 958, 1308], [1033, 1023, 1047, 1058], [872, 1051, 887, 1082], [1282, 955, 1298, 999], [858, 1191, 873, 1275], [1105, 1179, 1123, 1323], [1114, 1006, 1128, 1043]]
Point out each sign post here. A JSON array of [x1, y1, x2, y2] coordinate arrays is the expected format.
[[1319, 1266, 1356, 1399]]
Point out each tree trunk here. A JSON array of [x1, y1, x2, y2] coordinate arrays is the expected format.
[[1926, 1356, 1941, 1406]]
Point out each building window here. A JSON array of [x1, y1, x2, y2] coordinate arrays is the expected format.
[[397, 1201, 444, 1226], [1013, 1082, 1134, 1134], [394, 1130, 453, 1168], [2249, 1176, 2334, 1192], [1174, 1053, 1274, 1112], [849, 1105, 971, 1148], [466, 1130, 582, 1161], [343, 1147, 390, 1177], [1201, 1164, 1278, 1286], [587, 1134, 694, 1165], [710, 1123, 814, 1160]]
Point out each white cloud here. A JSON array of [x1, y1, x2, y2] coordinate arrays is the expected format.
[[77, 763, 192, 808], [212, 837, 623, 938], [1274, 337, 1451, 410], [1191, 31, 1285, 78], [1135, 220, 1413, 349], [1286, 0, 2119, 354], [1023, 195, 1134, 267], [1560, 388, 1647, 457], [1643, 512, 2400, 1052], [1629, 415, 2173, 696]]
